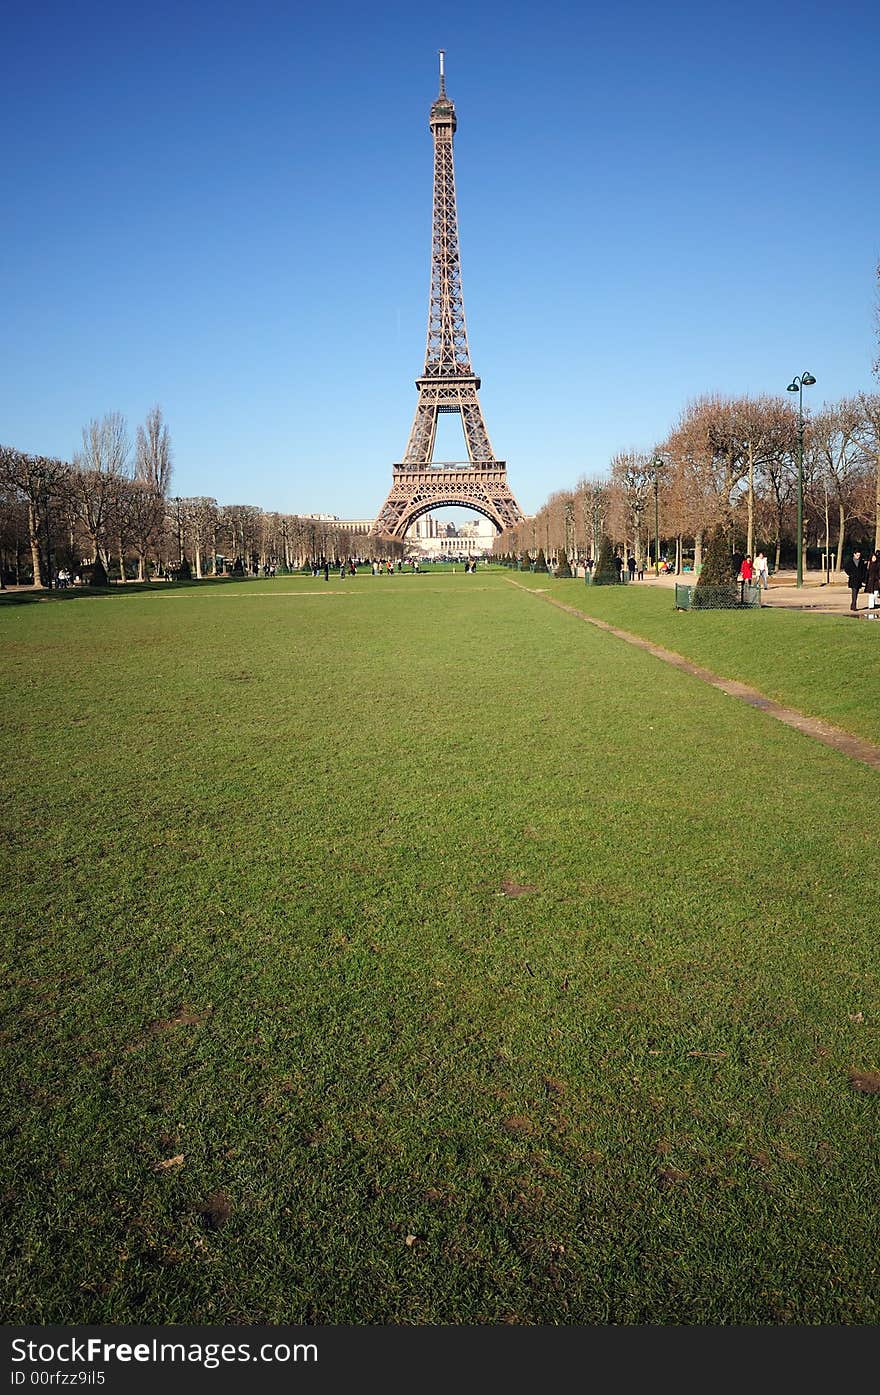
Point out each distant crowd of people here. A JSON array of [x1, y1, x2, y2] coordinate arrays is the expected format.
[[301, 556, 485, 580]]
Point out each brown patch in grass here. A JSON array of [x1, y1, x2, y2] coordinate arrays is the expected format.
[[512, 1186, 546, 1216], [149, 1007, 210, 1034], [849, 1069, 880, 1094], [499, 879, 538, 898], [657, 1166, 689, 1188], [750, 1151, 772, 1171], [544, 1076, 566, 1097], [198, 1191, 232, 1229], [502, 1115, 535, 1138], [423, 1186, 454, 1206]]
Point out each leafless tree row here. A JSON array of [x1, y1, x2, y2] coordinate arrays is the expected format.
[[495, 391, 880, 574], [0, 408, 403, 588]]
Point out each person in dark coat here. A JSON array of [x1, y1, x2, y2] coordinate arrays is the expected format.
[[843, 550, 867, 611]]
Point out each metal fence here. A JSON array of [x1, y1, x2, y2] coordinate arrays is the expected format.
[[675, 583, 762, 610]]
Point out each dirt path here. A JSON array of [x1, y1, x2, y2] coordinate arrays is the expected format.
[[511, 580, 880, 773]]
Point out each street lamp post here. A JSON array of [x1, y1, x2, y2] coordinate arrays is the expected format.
[[786, 372, 816, 588]]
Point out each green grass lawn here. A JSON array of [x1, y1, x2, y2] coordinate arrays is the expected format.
[[534, 571, 880, 744], [2, 571, 879, 1324]]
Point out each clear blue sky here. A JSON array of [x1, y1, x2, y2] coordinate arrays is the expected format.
[[2, 0, 878, 519]]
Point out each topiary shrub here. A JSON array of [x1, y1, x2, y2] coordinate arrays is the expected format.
[[232, 556, 245, 576], [177, 556, 192, 581], [556, 551, 572, 578], [591, 533, 618, 585], [89, 557, 108, 587], [519, 553, 531, 571], [693, 526, 737, 607], [535, 549, 548, 573]]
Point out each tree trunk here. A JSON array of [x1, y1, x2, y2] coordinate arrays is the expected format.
[[874, 451, 880, 550], [117, 549, 127, 582], [28, 501, 44, 587], [694, 531, 703, 570], [195, 544, 203, 579], [836, 502, 846, 575]]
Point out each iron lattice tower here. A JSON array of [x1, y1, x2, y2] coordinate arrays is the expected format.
[[371, 52, 524, 538]]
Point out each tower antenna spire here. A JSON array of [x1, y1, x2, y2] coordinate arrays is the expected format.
[[438, 49, 446, 97]]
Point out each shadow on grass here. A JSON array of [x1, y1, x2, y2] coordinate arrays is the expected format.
[[0, 576, 268, 606]]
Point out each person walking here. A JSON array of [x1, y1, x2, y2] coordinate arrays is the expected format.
[[627, 555, 636, 582], [844, 549, 867, 611], [754, 552, 769, 590], [865, 550, 879, 617], [323, 560, 329, 582]]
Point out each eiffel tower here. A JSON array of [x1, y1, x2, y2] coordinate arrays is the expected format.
[[371, 52, 524, 539]]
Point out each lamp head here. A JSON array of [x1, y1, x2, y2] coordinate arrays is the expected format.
[[802, 372, 816, 386], [787, 381, 799, 393]]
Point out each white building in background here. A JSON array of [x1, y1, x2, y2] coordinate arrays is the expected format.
[[404, 513, 496, 558], [321, 512, 495, 557]]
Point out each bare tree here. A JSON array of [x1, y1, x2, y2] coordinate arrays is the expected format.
[[0, 447, 70, 587], [127, 480, 165, 581], [810, 400, 866, 573], [856, 393, 880, 550], [610, 450, 652, 570], [0, 487, 30, 587], [727, 396, 796, 557], [576, 477, 607, 561], [69, 413, 130, 572], [136, 406, 173, 497], [182, 497, 219, 577]]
